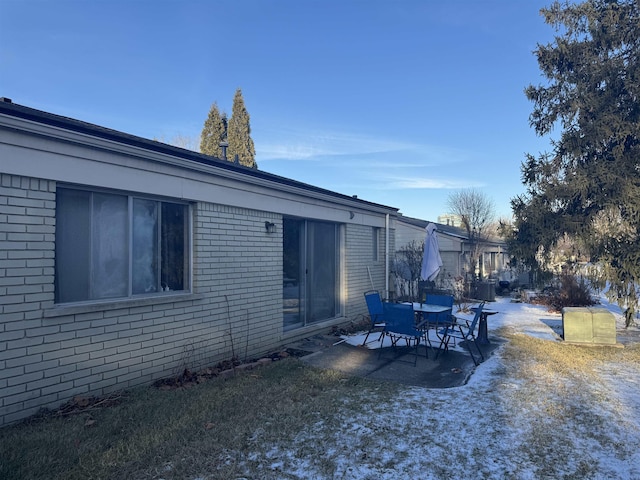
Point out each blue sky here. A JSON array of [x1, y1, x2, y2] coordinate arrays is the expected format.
[[0, 0, 557, 221]]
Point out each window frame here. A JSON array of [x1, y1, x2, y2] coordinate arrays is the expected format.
[[55, 185, 192, 305]]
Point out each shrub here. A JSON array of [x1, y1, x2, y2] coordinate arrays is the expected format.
[[531, 273, 596, 313]]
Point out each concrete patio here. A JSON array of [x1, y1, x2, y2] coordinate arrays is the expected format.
[[286, 333, 504, 389]]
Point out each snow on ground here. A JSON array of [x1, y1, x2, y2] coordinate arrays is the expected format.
[[342, 297, 565, 352], [265, 296, 640, 479]]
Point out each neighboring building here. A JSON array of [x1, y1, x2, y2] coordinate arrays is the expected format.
[[0, 99, 398, 426], [394, 215, 512, 297], [436, 213, 462, 228]]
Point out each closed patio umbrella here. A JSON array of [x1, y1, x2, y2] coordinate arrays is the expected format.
[[420, 223, 443, 282]]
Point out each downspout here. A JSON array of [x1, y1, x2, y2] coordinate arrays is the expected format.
[[385, 213, 390, 300]]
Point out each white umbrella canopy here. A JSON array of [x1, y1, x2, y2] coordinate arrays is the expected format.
[[420, 223, 443, 282]]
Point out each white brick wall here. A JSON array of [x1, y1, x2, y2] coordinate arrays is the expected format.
[[1, 174, 57, 424], [0, 172, 391, 426], [0, 174, 284, 426]]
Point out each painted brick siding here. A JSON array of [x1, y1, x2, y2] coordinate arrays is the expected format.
[[1, 174, 57, 425], [192, 202, 282, 362], [344, 224, 393, 319], [0, 174, 283, 426]]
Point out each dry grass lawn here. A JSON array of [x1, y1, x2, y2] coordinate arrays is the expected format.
[[1, 331, 639, 479]]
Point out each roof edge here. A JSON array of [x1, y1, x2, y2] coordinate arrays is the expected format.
[[0, 99, 399, 214]]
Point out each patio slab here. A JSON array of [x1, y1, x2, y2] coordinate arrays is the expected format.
[[286, 333, 504, 389]]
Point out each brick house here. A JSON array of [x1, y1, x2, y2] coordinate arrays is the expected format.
[[0, 98, 398, 426]]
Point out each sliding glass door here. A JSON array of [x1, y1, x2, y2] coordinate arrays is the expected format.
[[283, 218, 341, 331]]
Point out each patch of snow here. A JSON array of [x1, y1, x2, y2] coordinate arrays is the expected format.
[[201, 296, 640, 479]]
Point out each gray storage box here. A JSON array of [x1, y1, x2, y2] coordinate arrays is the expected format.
[[475, 281, 496, 302], [562, 307, 617, 345]]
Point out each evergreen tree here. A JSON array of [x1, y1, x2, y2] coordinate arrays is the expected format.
[[200, 102, 227, 158], [227, 88, 257, 169], [507, 0, 640, 326]]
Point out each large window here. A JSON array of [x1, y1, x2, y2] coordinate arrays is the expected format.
[[283, 218, 342, 331], [55, 187, 190, 304]]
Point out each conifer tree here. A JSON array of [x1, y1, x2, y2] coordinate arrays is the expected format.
[[227, 88, 257, 169], [506, 0, 640, 326], [200, 102, 227, 158]]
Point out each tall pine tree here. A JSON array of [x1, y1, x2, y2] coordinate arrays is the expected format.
[[227, 88, 257, 169], [506, 0, 640, 326], [200, 102, 227, 159]]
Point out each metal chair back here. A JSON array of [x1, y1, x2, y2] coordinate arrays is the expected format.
[[363, 290, 385, 345], [380, 302, 424, 365], [425, 294, 454, 307], [383, 302, 420, 337], [465, 302, 486, 338], [425, 294, 454, 325], [364, 290, 384, 321]]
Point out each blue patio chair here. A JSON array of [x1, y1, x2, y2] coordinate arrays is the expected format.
[[437, 302, 486, 366], [379, 302, 425, 366], [424, 294, 454, 325], [363, 290, 385, 345], [424, 294, 454, 313], [424, 294, 455, 349]]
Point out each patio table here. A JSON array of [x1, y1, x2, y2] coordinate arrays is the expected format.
[[407, 303, 453, 351], [472, 307, 498, 344], [410, 302, 452, 315]]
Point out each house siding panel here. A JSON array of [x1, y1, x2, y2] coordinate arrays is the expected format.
[[0, 174, 58, 423], [0, 173, 286, 426], [1, 105, 397, 426], [344, 223, 394, 318]]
